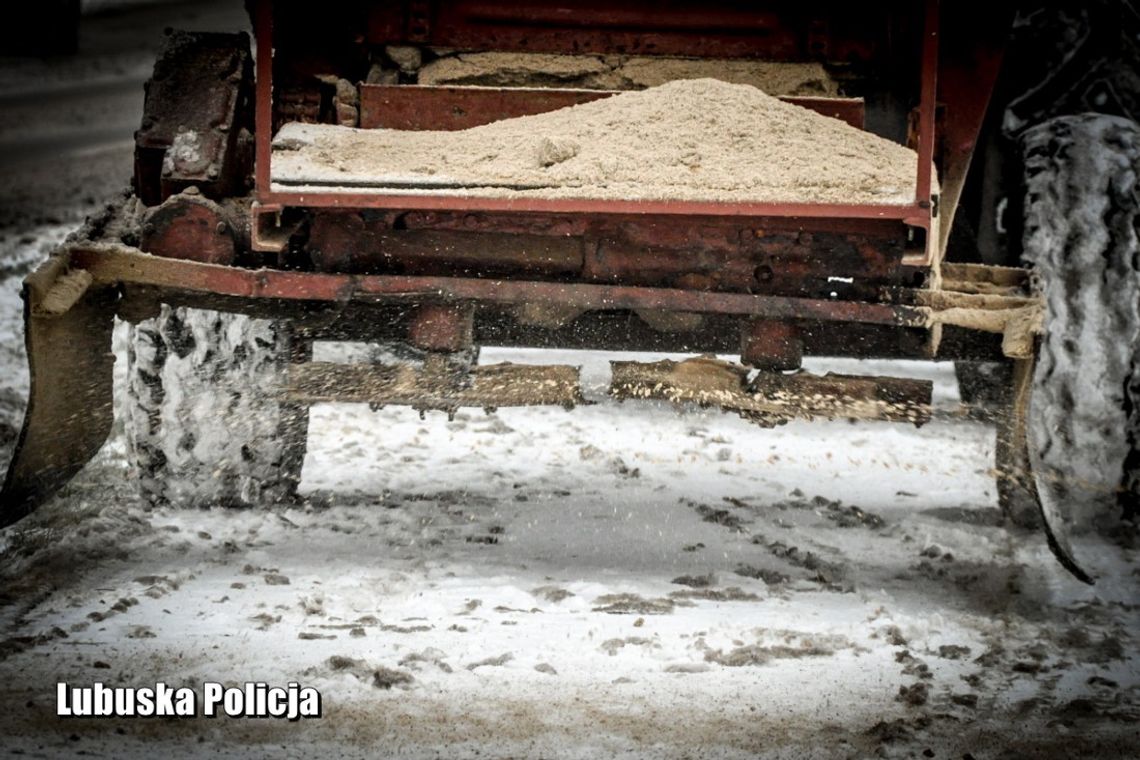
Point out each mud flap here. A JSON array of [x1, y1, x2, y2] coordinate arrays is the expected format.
[[1008, 357, 1094, 584], [0, 254, 118, 527]]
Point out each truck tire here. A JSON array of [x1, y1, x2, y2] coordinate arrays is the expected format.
[[1020, 114, 1140, 534], [125, 306, 308, 508]]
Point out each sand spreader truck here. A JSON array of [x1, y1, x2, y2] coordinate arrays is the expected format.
[[3, 0, 1138, 584]]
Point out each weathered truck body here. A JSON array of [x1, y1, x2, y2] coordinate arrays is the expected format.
[[5, 0, 1137, 583]]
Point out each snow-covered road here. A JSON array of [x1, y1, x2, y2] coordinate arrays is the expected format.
[[0, 237, 1135, 757], [0, 3, 1136, 753]]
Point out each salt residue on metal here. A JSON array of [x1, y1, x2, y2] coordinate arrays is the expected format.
[[271, 78, 922, 204]]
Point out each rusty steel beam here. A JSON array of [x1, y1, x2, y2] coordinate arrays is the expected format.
[[65, 244, 930, 328], [610, 357, 932, 426], [305, 209, 908, 294], [307, 215, 586, 277], [915, 0, 939, 210], [286, 361, 584, 410], [254, 0, 273, 198], [365, 2, 887, 62], [941, 262, 1028, 295], [359, 84, 866, 131]]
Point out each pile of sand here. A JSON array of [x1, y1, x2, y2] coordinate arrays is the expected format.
[[271, 78, 921, 204], [416, 52, 839, 96]]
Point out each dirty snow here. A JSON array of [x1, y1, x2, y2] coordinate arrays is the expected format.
[[0, 249, 1136, 758]]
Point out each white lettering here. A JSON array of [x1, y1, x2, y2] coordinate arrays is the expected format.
[[136, 688, 154, 717], [56, 683, 71, 716], [55, 681, 319, 719], [223, 686, 242, 717], [298, 686, 321, 719], [203, 682, 223, 717], [94, 683, 112, 715], [174, 687, 196, 716]]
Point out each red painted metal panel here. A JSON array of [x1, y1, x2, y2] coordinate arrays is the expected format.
[[935, 3, 1010, 248], [914, 0, 939, 209], [359, 84, 866, 131], [365, 1, 885, 63], [254, 0, 273, 198], [361, 85, 612, 130]]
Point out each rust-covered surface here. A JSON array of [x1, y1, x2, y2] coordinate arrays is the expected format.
[[287, 361, 584, 410], [362, 1, 891, 61], [139, 190, 245, 265], [253, 0, 956, 267], [306, 209, 912, 298], [135, 30, 254, 206], [359, 84, 866, 131], [0, 258, 118, 528], [63, 244, 931, 328]]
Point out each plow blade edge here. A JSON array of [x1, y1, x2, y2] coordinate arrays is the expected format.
[[0, 254, 117, 527]]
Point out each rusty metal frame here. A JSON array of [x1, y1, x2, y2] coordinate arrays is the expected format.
[[64, 243, 1042, 354], [253, 0, 941, 256], [0, 240, 1037, 530], [369, 2, 878, 60], [68, 244, 930, 328], [914, 0, 939, 211]]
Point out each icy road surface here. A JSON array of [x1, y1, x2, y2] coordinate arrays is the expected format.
[[0, 235, 1136, 759]]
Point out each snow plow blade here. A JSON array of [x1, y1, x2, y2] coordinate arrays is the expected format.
[[0, 254, 118, 528]]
